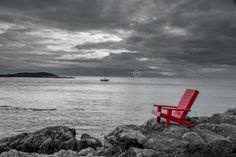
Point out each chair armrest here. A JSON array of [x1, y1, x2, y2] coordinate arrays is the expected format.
[[162, 107, 191, 112], [153, 104, 177, 108]]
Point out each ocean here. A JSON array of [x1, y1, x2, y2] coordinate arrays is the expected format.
[[0, 77, 236, 139]]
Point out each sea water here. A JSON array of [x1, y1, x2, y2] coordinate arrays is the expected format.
[[0, 77, 236, 139]]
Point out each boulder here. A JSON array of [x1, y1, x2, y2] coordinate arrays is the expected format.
[[1, 108, 236, 157], [119, 147, 164, 157], [0, 149, 23, 157], [163, 125, 191, 138], [191, 108, 236, 125], [38, 138, 55, 154], [77, 134, 102, 150], [0, 149, 51, 157], [182, 132, 207, 153], [198, 123, 236, 153], [225, 108, 236, 115], [141, 118, 165, 131], [197, 129, 233, 156], [0, 133, 29, 153], [207, 114, 236, 125], [54, 149, 78, 157], [119, 130, 147, 148], [0, 149, 80, 157], [97, 141, 119, 156], [77, 147, 96, 156], [189, 116, 209, 124], [204, 108, 236, 125], [144, 136, 189, 156], [198, 123, 236, 138], [105, 125, 147, 151], [0, 126, 78, 154], [99, 125, 148, 156]]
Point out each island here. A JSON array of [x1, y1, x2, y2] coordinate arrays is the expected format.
[[0, 72, 74, 78]]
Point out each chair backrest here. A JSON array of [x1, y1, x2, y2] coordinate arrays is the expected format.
[[173, 89, 199, 119]]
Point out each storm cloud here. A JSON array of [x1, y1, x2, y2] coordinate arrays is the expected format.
[[0, 0, 236, 77]]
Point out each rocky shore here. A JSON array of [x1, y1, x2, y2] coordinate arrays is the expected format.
[[0, 108, 236, 157]]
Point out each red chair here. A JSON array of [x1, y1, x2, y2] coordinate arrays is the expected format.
[[152, 89, 199, 127]]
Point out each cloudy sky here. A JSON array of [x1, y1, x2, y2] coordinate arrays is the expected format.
[[0, 0, 236, 77]]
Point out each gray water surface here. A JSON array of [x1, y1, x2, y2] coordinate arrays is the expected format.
[[0, 77, 236, 139]]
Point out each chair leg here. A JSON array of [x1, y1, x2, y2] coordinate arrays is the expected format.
[[157, 106, 162, 123], [165, 110, 172, 126], [179, 120, 195, 128], [165, 119, 170, 126]]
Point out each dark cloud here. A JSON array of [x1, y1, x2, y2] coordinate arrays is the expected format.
[[0, 0, 236, 77]]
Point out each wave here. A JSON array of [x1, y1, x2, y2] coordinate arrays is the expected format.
[[73, 108, 85, 111], [0, 105, 56, 111]]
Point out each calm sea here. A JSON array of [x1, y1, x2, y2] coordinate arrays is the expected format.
[[0, 77, 236, 139]]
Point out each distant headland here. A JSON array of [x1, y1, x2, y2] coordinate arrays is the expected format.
[[0, 72, 74, 78]]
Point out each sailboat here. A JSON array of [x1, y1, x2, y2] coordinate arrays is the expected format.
[[100, 69, 109, 82]]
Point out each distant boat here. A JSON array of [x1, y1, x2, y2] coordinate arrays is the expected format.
[[100, 69, 109, 82]]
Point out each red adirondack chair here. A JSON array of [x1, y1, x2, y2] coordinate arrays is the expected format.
[[152, 89, 199, 127]]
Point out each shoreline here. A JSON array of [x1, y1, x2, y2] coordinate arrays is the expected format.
[[0, 108, 236, 157]]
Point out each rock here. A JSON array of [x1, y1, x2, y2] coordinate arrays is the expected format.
[[77, 147, 96, 156], [190, 116, 209, 124], [0, 149, 80, 157], [225, 108, 236, 115], [57, 138, 78, 152], [98, 141, 119, 156], [105, 125, 147, 151], [77, 134, 102, 150], [54, 149, 78, 157], [0, 149, 50, 157], [0, 126, 78, 154], [119, 130, 147, 148], [144, 136, 189, 156], [119, 147, 164, 157], [191, 108, 236, 125], [0, 149, 22, 157], [1, 108, 236, 157], [38, 138, 55, 154], [141, 118, 165, 131], [198, 123, 236, 150], [198, 123, 236, 138], [0, 133, 29, 153], [208, 114, 236, 125], [163, 125, 191, 138], [105, 125, 141, 138], [197, 129, 233, 156], [205, 108, 236, 125], [99, 125, 148, 156], [182, 132, 207, 153]]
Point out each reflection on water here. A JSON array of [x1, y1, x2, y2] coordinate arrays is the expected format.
[[0, 77, 236, 139]]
